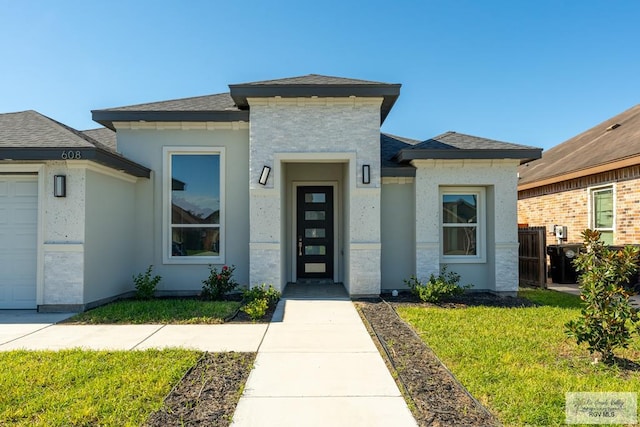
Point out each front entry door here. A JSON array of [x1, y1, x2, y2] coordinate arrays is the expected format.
[[296, 186, 334, 279]]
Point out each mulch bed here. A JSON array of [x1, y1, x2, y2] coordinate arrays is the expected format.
[[146, 292, 536, 426], [145, 352, 255, 427], [356, 292, 536, 426]]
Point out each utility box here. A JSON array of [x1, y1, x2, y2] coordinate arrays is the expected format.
[[554, 225, 567, 240], [547, 244, 582, 284]]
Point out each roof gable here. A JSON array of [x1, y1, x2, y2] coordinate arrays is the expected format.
[[518, 104, 640, 185]]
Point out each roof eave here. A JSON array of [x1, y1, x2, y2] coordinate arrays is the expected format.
[[396, 149, 542, 164], [91, 110, 250, 130], [229, 84, 401, 124], [0, 147, 151, 178], [381, 166, 416, 178], [518, 153, 640, 190]]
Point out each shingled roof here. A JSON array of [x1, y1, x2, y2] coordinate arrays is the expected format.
[[93, 74, 401, 129], [380, 133, 420, 177], [96, 93, 238, 113], [229, 74, 400, 123], [92, 93, 245, 129], [1, 110, 102, 149], [0, 110, 150, 177], [518, 104, 640, 187], [232, 74, 389, 86], [393, 131, 541, 164], [82, 127, 116, 151]]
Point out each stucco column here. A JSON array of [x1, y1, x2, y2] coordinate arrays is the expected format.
[[248, 180, 283, 292], [494, 174, 520, 293], [414, 166, 441, 281], [347, 186, 382, 296]]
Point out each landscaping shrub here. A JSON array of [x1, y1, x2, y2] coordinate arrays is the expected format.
[[241, 284, 280, 321], [201, 265, 238, 300], [404, 266, 470, 303], [565, 229, 640, 364], [241, 298, 269, 321], [242, 284, 280, 306], [133, 265, 161, 300]]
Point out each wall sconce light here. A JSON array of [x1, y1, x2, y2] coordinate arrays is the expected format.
[[362, 164, 371, 184], [54, 175, 66, 197], [258, 166, 271, 185]]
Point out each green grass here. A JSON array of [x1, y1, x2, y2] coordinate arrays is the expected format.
[[0, 349, 201, 426], [396, 288, 640, 426], [67, 299, 241, 324]]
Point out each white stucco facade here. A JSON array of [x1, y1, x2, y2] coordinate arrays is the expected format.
[[114, 123, 251, 289], [247, 97, 382, 295], [413, 159, 520, 293], [1, 76, 537, 310], [0, 161, 143, 311]]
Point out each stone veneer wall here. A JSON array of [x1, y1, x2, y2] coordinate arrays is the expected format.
[[414, 159, 520, 293], [518, 165, 640, 245], [247, 97, 382, 295], [42, 162, 86, 307]]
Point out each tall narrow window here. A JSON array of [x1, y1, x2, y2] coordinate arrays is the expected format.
[[591, 186, 614, 245], [166, 149, 223, 262], [441, 187, 485, 262]]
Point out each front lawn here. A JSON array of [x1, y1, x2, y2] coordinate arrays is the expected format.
[[66, 299, 241, 324], [396, 288, 640, 426], [0, 349, 200, 426]]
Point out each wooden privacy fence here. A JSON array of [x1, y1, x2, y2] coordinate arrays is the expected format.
[[518, 226, 547, 288]]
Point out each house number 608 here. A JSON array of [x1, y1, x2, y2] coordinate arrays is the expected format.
[[61, 151, 82, 160]]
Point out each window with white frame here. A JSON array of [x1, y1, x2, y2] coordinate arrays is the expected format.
[[590, 185, 614, 245], [165, 148, 224, 263], [441, 187, 485, 261]]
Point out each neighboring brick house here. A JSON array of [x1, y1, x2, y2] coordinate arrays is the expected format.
[[518, 104, 640, 245]]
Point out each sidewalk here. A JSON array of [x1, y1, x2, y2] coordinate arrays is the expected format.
[[231, 297, 417, 427], [547, 282, 640, 308], [0, 312, 267, 352]]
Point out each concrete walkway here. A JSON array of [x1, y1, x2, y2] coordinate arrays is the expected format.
[[2, 298, 418, 426], [231, 297, 417, 427], [0, 311, 267, 352]]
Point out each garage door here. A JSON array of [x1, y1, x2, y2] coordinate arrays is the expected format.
[[0, 176, 38, 309]]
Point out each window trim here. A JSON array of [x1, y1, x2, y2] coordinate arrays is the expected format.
[[440, 187, 486, 263], [588, 184, 615, 241], [163, 146, 225, 264]]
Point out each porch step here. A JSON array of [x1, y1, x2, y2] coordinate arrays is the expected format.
[[283, 282, 348, 299]]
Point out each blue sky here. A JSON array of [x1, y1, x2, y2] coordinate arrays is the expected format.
[[1, 0, 638, 150]]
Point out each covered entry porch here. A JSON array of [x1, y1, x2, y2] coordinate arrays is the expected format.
[[249, 154, 381, 297]]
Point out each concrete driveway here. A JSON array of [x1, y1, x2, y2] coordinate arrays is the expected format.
[[0, 310, 74, 346]]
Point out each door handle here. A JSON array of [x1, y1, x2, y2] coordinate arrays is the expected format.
[[298, 237, 303, 256]]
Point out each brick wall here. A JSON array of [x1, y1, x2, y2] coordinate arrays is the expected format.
[[518, 165, 640, 245], [617, 179, 640, 243]]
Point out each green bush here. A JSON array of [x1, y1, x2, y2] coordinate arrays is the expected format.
[[133, 265, 161, 300], [404, 266, 470, 303], [241, 298, 269, 321], [565, 229, 640, 364], [201, 265, 238, 300], [242, 284, 280, 305], [240, 284, 280, 321]]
